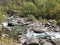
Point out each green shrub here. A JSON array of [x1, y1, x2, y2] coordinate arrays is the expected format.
[[27, 15, 37, 21], [21, 2, 38, 16]]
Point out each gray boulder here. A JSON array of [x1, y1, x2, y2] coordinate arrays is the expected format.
[[52, 38, 60, 45], [23, 37, 40, 45], [28, 22, 46, 32], [43, 42, 53, 45]]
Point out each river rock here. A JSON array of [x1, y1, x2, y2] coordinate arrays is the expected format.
[[19, 38, 27, 44], [57, 21, 60, 27], [51, 38, 60, 45], [24, 37, 40, 45], [28, 21, 46, 32], [54, 26, 60, 32], [43, 42, 53, 45], [40, 39, 47, 44]]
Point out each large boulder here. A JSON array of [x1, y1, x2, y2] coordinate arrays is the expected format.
[[54, 26, 60, 32], [28, 21, 46, 32], [51, 38, 60, 45], [27, 38, 39, 44], [23, 37, 40, 45], [43, 42, 53, 45]]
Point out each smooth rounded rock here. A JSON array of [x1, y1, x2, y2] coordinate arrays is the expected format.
[[43, 42, 53, 45]]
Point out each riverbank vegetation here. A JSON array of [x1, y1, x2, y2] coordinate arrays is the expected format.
[[0, 36, 18, 45], [0, 0, 60, 22]]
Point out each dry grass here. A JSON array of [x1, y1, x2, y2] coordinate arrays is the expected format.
[[0, 37, 18, 45]]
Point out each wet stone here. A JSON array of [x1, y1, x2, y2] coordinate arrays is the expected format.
[[43, 42, 53, 45]]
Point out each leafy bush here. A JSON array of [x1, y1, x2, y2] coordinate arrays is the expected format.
[[21, 2, 38, 16], [0, 0, 60, 21]]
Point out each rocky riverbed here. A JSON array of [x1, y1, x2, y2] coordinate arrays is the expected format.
[[1, 15, 60, 45]]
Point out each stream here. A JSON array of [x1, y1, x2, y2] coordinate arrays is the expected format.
[[1, 15, 60, 45]]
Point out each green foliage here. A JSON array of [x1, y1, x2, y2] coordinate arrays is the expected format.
[[21, 2, 38, 16], [0, 11, 5, 23], [0, 0, 60, 21], [21, 0, 60, 20], [27, 15, 37, 21], [35, 0, 57, 18]]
